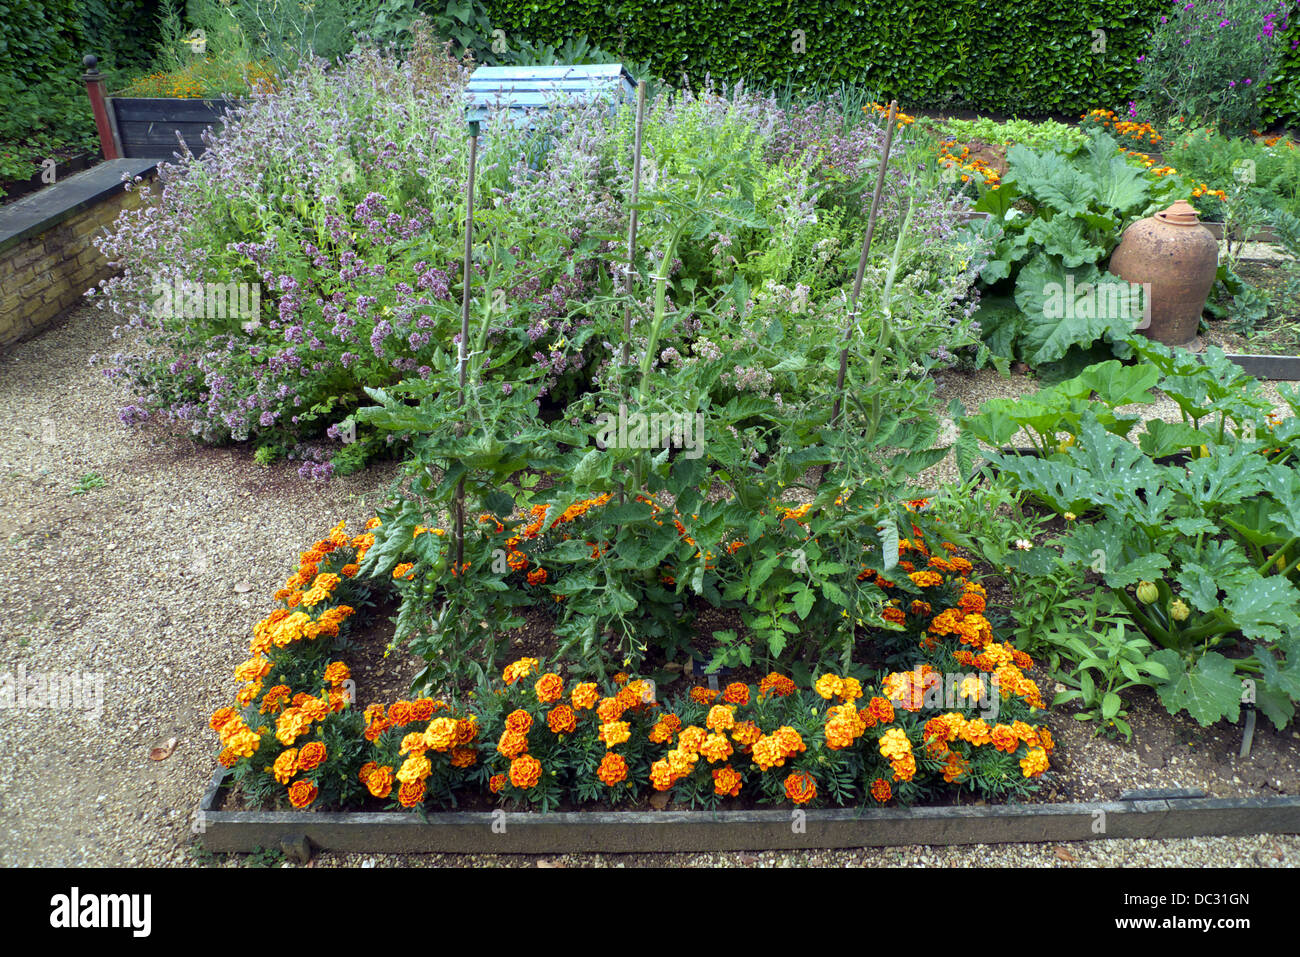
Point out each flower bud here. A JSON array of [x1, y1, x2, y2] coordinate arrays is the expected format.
[[1170, 598, 1190, 622], [1136, 580, 1159, 604]]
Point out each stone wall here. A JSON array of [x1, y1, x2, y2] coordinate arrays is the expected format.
[[0, 159, 157, 350]]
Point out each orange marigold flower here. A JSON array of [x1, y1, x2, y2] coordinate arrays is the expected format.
[[296, 740, 327, 771], [689, 685, 719, 704], [400, 731, 429, 756], [713, 764, 743, 797], [667, 720, 701, 751], [731, 720, 763, 748], [547, 704, 577, 735], [758, 672, 796, 697], [597, 752, 628, 786], [455, 716, 479, 745], [1020, 747, 1049, 777], [323, 662, 350, 686], [571, 682, 599, 710], [398, 780, 426, 807], [650, 758, 677, 791], [450, 746, 478, 768], [870, 778, 892, 803], [721, 682, 750, 705], [909, 570, 944, 588], [359, 761, 378, 785], [650, 713, 682, 744], [505, 709, 533, 735], [288, 780, 318, 809], [784, 770, 817, 805], [990, 723, 1020, 753], [488, 774, 506, 794], [510, 754, 543, 789], [534, 672, 564, 704], [526, 567, 548, 586], [388, 701, 415, 726], [774, 726, 805, 758], [497, 729, 529, 759], [392, 562, 415, 579]]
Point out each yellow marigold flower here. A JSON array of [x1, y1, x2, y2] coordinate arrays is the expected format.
[[678, 725, 707, 754], [397, 753, 431, 784], [700, 733, 733, 763], [496, 729, 528, 759], [424, 717, 459, 752], [503, 658, 539, 685], [909, 570, 944, 588], [706, 704, 736, 733], [1020, 747, 1049, 777], [366, 765, 394, 798], [599, 720, 631, 748], [879, 728, 912, 761], [814, 673, 843, 699], [273, 748, 298, 784], [392, 562, 415, 580]]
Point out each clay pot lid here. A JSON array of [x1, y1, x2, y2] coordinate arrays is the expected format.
[[1155, 199, 1202, 226]]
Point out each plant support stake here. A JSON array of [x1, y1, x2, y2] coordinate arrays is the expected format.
[[618, 81, 648, 509], [455, 123, 479, 569], [830, 100, 898, 428]]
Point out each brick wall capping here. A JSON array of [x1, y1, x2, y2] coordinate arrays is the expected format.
[[0, 159, 158, 256]]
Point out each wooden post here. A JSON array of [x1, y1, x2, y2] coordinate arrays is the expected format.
[[83, 55, 120, 161], [618, 81, 648, 508], [454, 124, 480, 570], [830, 100, 898, 429]]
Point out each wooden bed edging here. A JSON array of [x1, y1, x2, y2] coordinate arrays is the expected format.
[[195, 766, 1300, 854]]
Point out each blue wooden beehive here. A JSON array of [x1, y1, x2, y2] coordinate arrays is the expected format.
[[465, 64, 636, 128]]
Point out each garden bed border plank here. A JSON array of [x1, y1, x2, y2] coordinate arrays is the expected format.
[[196, 767, 1300, 854]]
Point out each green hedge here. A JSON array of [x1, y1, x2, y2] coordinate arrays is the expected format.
[[484, 0, 1170, 115], [0, 0, 160, 184]]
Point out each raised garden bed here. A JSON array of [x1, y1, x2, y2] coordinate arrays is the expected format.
[[106, 96, 237, 159]]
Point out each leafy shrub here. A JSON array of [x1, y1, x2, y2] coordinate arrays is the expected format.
[[95, 41, 983, 476], [963, 132, 1188, 376], [962, 342, 1300, 729], [1134, 0, 1290, 134]]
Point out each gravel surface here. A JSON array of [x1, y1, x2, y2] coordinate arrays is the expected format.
[[1, 306, 1297, 868]]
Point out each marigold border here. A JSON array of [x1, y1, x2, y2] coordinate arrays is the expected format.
[[197, 766, 1300, 854]]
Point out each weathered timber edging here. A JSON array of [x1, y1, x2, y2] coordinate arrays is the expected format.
[[196, 766, 1300, 854]]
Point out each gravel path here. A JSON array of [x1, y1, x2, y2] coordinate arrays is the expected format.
[[1, 306, 1296, 868]]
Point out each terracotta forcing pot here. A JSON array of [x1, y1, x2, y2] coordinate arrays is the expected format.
[[1107, 199, 1219, 351]]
